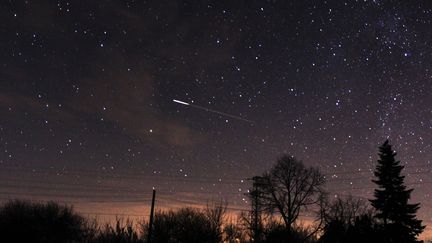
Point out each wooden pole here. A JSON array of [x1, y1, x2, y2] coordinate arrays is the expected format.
[[147, 189, 156, 243]]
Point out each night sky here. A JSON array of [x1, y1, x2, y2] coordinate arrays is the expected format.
[[1, 0, 432, 237]]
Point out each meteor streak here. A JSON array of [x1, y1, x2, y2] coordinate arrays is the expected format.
[[173, 99, 190, 106], [173, 99, 254, 124]]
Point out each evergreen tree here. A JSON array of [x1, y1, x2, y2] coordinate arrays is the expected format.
[[370, 140, 425, 242]]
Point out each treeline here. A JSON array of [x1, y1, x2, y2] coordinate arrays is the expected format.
[[243, 140, 425, 243], [0, 140, 426, 243], [0, 200, 230, 243]]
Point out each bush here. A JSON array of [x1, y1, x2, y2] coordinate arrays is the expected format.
[[145, 207, 223, 243], [0, 200, 87, 243], [95, 218, 142, 243]]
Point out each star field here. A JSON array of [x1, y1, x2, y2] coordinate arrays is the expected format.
[[1, 0, 432, 238]]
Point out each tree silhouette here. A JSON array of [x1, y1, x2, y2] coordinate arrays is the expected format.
[[204, 201, 227, 242], [263, 219, 317, 243], [370, 140, 425, 242], [319, 196, 378, 243], [322, 196, 373, 227], [223, 220, 248, 243], [0, 200, 87, 243], [96, 218, 141, 243], [257, 155, 325, 240], [146, 206, 224, 243]]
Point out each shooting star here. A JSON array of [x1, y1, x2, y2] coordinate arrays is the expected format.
[[173, 99, 255, 124], [173, 99, 190, 106]]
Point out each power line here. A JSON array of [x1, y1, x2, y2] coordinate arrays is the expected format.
[[1, 162, 431, 182]]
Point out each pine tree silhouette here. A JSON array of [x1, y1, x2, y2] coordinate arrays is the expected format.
[[370, 140, 425, 243]]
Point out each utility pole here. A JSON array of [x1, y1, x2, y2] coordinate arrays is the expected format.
[[147, 188, 156, 243], [247, 176, 264, 243]]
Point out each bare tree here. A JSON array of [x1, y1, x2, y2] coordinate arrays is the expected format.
[[204, 200, 227, 242], [257, 155, 325, 239], [0, 200, 88, 243], [223, 218, 248, 243], [319, 195, 377, 243], [322, 196, 371, 227], [145, 207, 222, 243]]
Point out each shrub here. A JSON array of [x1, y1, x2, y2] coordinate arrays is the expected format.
[[0, 200, 86, 243]]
